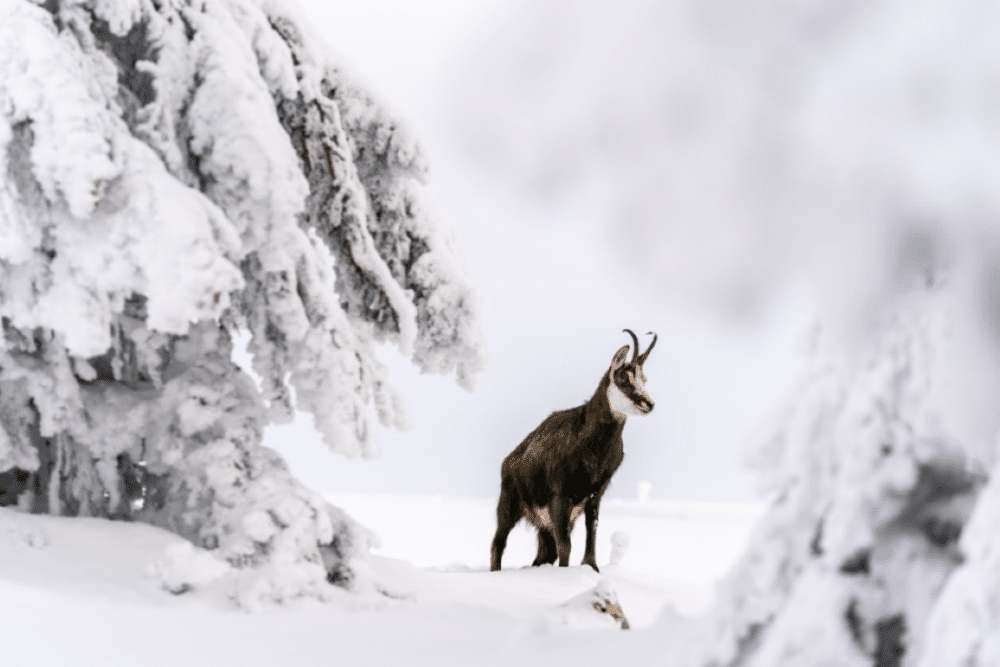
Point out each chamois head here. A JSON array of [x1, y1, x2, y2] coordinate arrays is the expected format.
[[607, 329, 656, 418]]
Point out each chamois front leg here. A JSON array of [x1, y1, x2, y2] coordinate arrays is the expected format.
[[582, 494, 601, 572], [551, 495, 573, 566]]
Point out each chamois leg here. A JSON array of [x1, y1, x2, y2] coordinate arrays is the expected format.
[[582, 494, 601, 572], [533, 528, 557, 566], [551, 496, 573, 567], [490, 481, 522, 572]]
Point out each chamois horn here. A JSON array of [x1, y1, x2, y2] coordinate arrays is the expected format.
[[638, 331, 657, 366], [623, 329, 641, 363]]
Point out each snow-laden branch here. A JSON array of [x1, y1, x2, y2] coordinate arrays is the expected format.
[[0, 0, 484, 458]]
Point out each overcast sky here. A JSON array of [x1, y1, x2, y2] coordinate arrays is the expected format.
[[264, 0, 810, 503]]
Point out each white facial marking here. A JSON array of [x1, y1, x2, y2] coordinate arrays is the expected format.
[[608, 381, 645, 418]]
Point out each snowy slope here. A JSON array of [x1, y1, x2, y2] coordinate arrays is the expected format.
[[0, 495, 761, 666]]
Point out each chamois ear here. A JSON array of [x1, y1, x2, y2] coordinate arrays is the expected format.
[[611, 345, 630, 370]]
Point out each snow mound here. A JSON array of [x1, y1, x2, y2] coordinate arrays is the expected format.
[[545, 579, 630, 631], [609, 530, 629, 566], [344, 554, 423, 602], [0, 511, 46, 549], [146, 540, 232, 595]]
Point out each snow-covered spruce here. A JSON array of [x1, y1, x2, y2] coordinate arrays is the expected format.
[[0, 0, 484, 605], [705, 290, 991, 667]]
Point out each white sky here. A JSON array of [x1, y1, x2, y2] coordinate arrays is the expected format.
[[287, 0, 508, 117], [266, 0, 810, 502]]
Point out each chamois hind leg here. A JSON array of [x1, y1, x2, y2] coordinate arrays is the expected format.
[[490, 480, 523, 572], [533, 528, 557, 566]]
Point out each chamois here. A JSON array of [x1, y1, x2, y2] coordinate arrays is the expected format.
[[490, 330, 656, 572]]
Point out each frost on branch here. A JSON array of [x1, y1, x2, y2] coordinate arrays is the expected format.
[[0, 0, 484, 605]]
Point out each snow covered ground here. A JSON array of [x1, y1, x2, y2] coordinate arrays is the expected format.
[[0, 494, 763, 666]]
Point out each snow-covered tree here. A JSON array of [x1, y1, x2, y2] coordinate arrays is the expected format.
[[0, 0, 484, 605], [707, 289, 995, 667]]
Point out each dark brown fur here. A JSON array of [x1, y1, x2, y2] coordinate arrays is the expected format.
[[490, 333, 655, 572]]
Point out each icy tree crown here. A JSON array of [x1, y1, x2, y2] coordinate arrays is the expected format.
[[0, 0, 485, 459]]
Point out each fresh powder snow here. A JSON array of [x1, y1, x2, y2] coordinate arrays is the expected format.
[[0, 493, 762, 665]]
